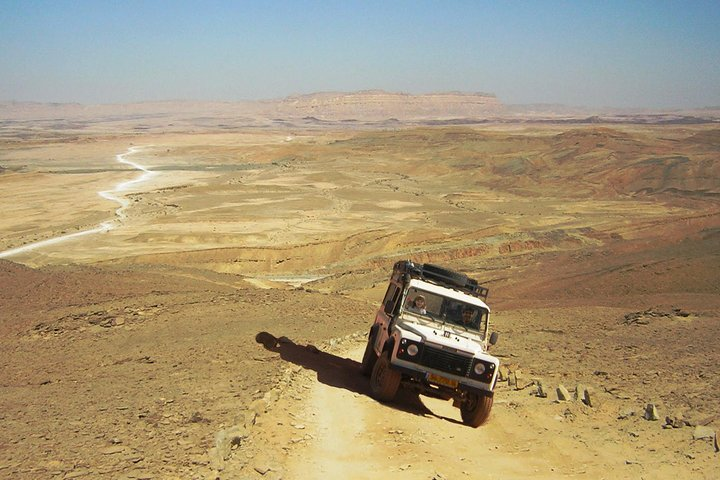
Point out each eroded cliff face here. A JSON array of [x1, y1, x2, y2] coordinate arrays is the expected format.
[[275, 90, 503, 120]]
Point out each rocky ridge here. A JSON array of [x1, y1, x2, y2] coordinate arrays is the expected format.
[[275, 90, 503, 120]]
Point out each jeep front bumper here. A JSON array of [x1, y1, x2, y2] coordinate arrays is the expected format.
[[391, 341, 497, 395]]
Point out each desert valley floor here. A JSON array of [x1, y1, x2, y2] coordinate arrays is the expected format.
[[1, 124, 719, 479]]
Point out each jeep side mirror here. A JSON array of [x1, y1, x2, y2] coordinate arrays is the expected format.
[[489, 331, 499, 345]]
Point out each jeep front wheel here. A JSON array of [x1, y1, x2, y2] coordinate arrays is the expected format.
[[370, 351, 400, 402], [360, 333, 378, 377], [460, 392, 493, 427]]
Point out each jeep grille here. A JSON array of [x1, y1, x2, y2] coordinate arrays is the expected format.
[[420, 345, 472, 377]]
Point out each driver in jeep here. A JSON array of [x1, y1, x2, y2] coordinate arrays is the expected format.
[[461, 307, 476, 328]]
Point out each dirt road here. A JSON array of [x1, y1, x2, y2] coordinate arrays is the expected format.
[[281, 343, 551, 479], [238, 337, 718, 480]]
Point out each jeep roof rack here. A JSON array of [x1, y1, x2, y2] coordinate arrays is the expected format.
[[393, 260, 489, 301]]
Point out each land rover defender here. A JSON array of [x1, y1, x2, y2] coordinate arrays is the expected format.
[[361, 261, 499, 427]]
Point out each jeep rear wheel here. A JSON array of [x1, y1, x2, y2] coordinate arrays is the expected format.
[[370, 351, 400, 402], [460, 392, 493, 427], [360, 333, 378, 377]]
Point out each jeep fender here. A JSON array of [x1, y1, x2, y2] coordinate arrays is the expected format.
[[381, 337, 396, 355], [368, 323, 380, 339]]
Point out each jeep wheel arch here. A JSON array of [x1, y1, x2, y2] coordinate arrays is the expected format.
[[360, 326, 379, 377]]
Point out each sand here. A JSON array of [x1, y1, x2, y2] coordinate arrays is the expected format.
[[1, 124, 718, 479]]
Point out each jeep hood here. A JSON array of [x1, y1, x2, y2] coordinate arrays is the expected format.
[[398, 319, 485, 354]]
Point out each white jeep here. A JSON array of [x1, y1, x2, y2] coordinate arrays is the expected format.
[[361, 261, 499, 427]]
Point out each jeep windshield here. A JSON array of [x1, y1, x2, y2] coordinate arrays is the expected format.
[[403, 286, 488, 334]]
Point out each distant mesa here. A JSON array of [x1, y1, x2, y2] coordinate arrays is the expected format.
[[0, 90, 502, 123], [276, 90, 503, 121], [1, 91, 719, 126]]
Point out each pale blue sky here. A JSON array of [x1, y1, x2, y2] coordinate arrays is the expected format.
[[1, 0, 719, 108]]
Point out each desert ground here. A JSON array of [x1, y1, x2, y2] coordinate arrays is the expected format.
[[1, 121, 719, 479]]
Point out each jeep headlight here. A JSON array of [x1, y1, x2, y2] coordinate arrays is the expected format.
[[474, 362, 486, 375], [398, 339, 423, 362]]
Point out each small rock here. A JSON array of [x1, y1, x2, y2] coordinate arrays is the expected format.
[[250, 398, 268, 418], [214, 425, 248, 461], [581, 387, 596, 407], [693, 425, 716, 440], [556, 384, 571, 402], [100, 446, 126, 455], [535, 380, 548, 398], [244, 409, 259, 427], [254, 465, 271, 475], [692, 426, 720, 453], [64, 470, 93, 479], [124, 470, 153, 480], [618, 408, 635, 420], [643, 404, 660, 421], [664, 416, 687, 429], [574, 383, 586, 402]]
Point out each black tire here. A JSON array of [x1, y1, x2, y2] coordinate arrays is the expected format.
[[370, 351, 401, 402], [422, 264, 467, 287], [460, 392, 494, 427], [360, 332, 378, 377]]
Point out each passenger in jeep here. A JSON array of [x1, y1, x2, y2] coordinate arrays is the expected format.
[[461, 307, 476, 328], [408, 295, 427, 314]]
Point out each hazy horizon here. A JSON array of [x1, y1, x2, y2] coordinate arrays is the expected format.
[[2, 1, 719, 109]]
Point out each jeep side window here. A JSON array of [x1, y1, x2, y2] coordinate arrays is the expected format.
[[382, 284, 400, 315]]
